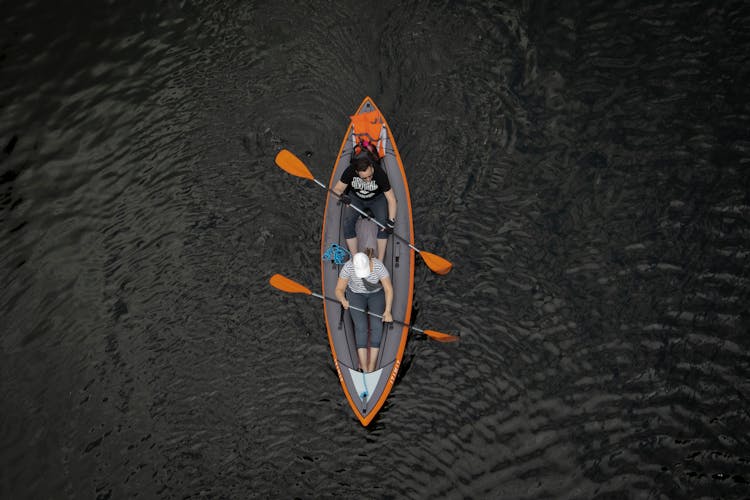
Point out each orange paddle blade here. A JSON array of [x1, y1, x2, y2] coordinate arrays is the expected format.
[[269, 274, 312, 295], [274, 149, 314, 180], [420, 251, 453, 275], [422, 329, 459, 343]]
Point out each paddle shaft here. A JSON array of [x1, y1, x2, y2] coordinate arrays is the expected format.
[[313, 179, 425, 254], [310, 290, 427, 335]]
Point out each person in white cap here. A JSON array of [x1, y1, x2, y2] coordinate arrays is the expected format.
[[334, 249, 393, 372]]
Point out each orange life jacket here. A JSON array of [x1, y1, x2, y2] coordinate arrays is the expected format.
[[350, 110, 386, 160]]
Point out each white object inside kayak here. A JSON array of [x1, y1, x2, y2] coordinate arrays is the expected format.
[[349, 367, 384, 402]]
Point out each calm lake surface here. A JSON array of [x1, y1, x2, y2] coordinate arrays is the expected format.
[[2, 1, 749, 498]]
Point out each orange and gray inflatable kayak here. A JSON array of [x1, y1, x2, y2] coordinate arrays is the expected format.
[[321, 97, 414, 426]]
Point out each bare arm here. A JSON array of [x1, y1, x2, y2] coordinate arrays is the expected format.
[[381, 276, 393, 322], [384, 189, 397, 221], [333, 180, 348, 196], [335, 277, 350, 309]]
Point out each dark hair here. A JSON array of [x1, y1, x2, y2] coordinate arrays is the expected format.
[[353, 157, 371, 172]]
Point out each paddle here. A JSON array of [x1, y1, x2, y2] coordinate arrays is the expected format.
[[269, 274, 459, 343], [274, 149, 453, 275]]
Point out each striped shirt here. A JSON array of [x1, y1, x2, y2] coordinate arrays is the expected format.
[[340, 258, 390, 294]]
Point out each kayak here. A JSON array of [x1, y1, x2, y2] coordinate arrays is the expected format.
[[270, 99, 456, 425], [320, 97, 414, 426]]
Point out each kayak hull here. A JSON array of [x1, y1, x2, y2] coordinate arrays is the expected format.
[[320, 97, 414, 426]]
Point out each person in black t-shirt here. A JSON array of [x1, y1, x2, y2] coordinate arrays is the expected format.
[[332, 157, 397, 261]]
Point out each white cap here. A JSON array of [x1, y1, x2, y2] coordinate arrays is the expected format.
[[352, 252, 370, 278]]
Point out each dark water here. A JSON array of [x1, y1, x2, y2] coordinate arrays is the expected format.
[[2, 1, 749, 498]]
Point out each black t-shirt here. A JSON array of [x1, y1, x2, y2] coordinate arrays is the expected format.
[[339, 164, 391, 200]]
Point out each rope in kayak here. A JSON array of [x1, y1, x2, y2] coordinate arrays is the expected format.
[[323, 243, 350, 265]]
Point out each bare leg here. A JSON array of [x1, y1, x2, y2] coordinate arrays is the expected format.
[[357, 348, 369, 372], [377, 238, 387, 261], [367, 347, 379, 373], [347, 237, 359, 256]]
